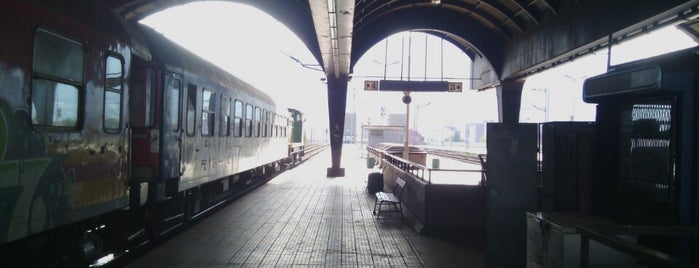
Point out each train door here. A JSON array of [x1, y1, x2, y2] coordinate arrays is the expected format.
[[201, 88, 216, 179], [161, 73, 182, 182], [128, 59, 157, 204], [220, 95, 233, 174]]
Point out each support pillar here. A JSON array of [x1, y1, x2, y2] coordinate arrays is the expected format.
[[326, 75, 348, 177], [496, 79, 525, 123]]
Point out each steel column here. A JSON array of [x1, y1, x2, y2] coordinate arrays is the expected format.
[[496, 79, 525, 123], [326, 75, 348, 177]]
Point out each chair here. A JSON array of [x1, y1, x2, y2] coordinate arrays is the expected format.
[[372, 177, 406, 218]]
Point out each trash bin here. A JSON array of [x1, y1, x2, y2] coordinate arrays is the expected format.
[[366, 157, 376, 168], [367, 172, 383, 194], [432, 158, 440, 169]]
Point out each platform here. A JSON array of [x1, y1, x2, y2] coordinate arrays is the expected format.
[[126, 145, 487, 267]]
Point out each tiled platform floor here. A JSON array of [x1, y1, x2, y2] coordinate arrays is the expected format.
[[126, 145, 487, 267]]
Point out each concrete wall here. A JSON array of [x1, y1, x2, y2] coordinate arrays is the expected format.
[[382, 165, 485, 235]]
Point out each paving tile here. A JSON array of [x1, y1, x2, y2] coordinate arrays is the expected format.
[[126, 147, 486, 268]]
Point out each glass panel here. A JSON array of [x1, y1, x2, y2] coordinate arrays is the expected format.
[[234, 100, 243, 137], [202, 90, 213, 111], [245, 104, 253, 137], [165, 76, 181, 131], [104, 56, 123, 133], [186, 84, 196, 136], [201, 90, 214, 136], [220, 97, 230, 136], [262, 109, 267, 137], [104, 91, 121, 131], [31, 79, 79, 127], [105, 56, 122, 91], [34, 30, 84, 82], [255, 107, 261, 137]]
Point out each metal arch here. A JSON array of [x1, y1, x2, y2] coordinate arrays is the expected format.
[[109, 0, 192, 21], [475, 0, 527, 34], [421, 29, 482, 59], [510, 0, 542, 25], [354, 0, 411, 30], [348, 7, 506, 78], [529, 0, 558, 15], [355, 0, 522, 40]]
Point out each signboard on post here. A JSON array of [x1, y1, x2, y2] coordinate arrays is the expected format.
[[364, 80, 463, 92], [364, 80, 379, 91], [379, 80, 449, 92], [448, 82, 463, 92]]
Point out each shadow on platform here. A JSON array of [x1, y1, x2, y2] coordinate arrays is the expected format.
[[127, 145, 488, 267]]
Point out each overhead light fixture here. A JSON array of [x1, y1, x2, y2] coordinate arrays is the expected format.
[[431, 0, 441, 5], [327, 0, 335, 13], [327, 0, 340, 78]]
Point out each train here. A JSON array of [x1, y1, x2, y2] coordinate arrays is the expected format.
[[0, 0, 312, 266]]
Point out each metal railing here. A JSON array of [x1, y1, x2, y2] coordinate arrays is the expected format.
[[368, 147, 486, 185]]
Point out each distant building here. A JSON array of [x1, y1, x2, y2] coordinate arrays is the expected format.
[[465, 123, 488, 144], [344, 113, 356, 143], [365, 125, 404, 147], [362, 114, 424, 146]]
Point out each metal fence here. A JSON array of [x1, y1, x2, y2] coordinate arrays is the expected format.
[[368, 146, 486, 185]]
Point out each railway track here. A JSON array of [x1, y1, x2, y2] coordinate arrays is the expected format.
[[301, 143, 328, 160], [420, 147, 484, 166]]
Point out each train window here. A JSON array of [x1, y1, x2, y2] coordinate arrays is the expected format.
[[166, 75, 182, 132], [370, 129, 384, 136], [130, 68, 156, 127], [283, 117, 288, 137], [261, 109, 267, 137], [220, 97, 231, 136], [31, 29, 84, 128], [267, 111, 272, 137], [245, 104, 253, 137], [234, 100, 243, 137], [270, 113, 275, 137], [103, 55, 123, 133], [254, 106, 261, 137], [275, 114, 280, 137], [201, 89, 215, 136], [185, 83, 196, 136]]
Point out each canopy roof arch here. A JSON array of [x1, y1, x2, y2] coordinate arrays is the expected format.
[[349, 7, 506, 83], [106, 0, 699, 88], [105, 0, 699, 175]]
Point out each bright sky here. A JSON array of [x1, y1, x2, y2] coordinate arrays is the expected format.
[[521, 26, 698, 123], [141, 1, 698, 143], [140, 2, 328, 136]]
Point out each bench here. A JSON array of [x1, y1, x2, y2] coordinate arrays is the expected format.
[[372, 177, 406, 218]]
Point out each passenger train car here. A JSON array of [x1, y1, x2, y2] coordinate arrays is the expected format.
[[0, 0, 298, 266]]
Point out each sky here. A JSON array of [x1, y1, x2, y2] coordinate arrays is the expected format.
[[140, 2, 329, 135], [520, 26, 698, 123], [140, 1, 698, 143]]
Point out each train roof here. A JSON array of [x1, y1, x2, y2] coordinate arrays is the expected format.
[[136, 24, 276, 106], [35, 0, 151, 60]]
